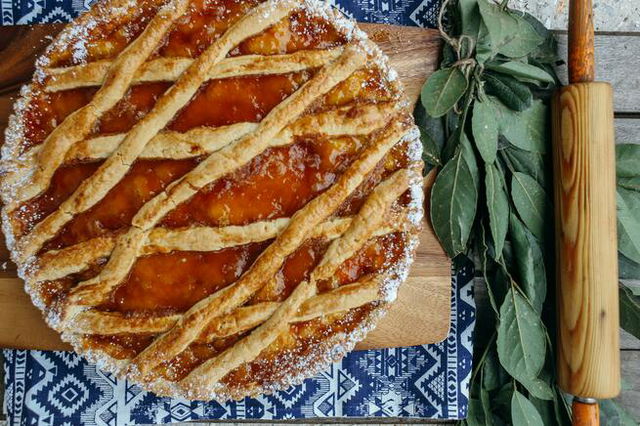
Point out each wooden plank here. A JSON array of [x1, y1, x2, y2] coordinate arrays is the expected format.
[[614, 351, 640, 421], [556, 33, 640, 113], [0, 23, 452, 351], [615, 118, 640, 144]]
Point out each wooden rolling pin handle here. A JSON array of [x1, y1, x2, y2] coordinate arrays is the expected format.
[[572, 398, 600, 426], [552, 82, 620, 399], [568, 0, 595, 83]]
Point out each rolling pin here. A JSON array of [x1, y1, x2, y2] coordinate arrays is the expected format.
[[552, 0, 621, 423]]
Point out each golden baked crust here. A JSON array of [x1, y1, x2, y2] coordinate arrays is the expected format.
[[1, 0, 424, 400]]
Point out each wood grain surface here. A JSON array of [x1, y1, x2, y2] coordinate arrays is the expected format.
[[552, 82, 620, 398], [0, 23, 450, 352], [568, 0, 595, 83]]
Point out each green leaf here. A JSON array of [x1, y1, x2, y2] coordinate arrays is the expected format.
[[518, 376, 554, 401], [512, 391, 544, 426], [521, 12, 558, 64], [414, 101, 442, 166], [484, 73, 533, 112], [481, 383, 494, 426], [477, 0, 543, 59], [530, 397, 557, 426], [617, 188, 640, 264], [473, 100, 499, 163], [502, 146, 546, 185], [620, 253, 640, 280], [620, 284, 640, 340], [616, 143, 640, 178], [459, 0, 481, 38], [500, 15, 545, 59], [494, 382, 514, 411], [599, 399, 639, 426], [495, 99, 547, 153], [619, 176, 640, 192], [483, 350, 502, 391], [511, 172, 547, 241], [485, 61, 555, 84], [468, 398, 487, 426], [509, 214, 547, 313], [497, 288, 546, 380], [476, 22, 493, 64], [430, 140, 479, 257], [421, 67, 468, 118], [462, 132, 480, 187], [485, 163, 509, 256]]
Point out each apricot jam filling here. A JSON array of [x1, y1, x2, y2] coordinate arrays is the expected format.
[[161, 135, 366, 228], [23, 4, 345, 152], [85, 231, 403, 367], [101, 241, 269, 313], [15, 0, 417, 383]]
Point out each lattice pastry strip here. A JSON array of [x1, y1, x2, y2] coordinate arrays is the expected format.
[[129, 119, 413, 375], [62, 43, 372, 311], [180, 168, 410, 388], [2, 0, 424, 400], [13, 0, 190, 207], [15, 0, 302, 262], [72, 274, 382, 338], [44, 48, 343, 92]]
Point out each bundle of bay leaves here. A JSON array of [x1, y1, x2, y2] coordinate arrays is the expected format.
[[416, 0, 640, 424]]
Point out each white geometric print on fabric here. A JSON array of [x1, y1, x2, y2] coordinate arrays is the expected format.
[[1, 0, 441, 26]]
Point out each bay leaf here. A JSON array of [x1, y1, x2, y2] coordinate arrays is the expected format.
[[477, 0, 543, 59], [620, 253, 640, 280], [497, 288, 546, 380], [485, 61, 555, 84], [509, 214, 547, 313], [461, 131, 480, 188], [483, 350, 507, 391], [511, 391, 544, 426], [421, 67, 468, 118], [481, 384, 494, 426], [530, 397, 557, 426], [496, 99, 547, 153], [511, 172, 547, 241], [502, 146, 546, 185], [618, 176, 640, 192], [476, 22, 494, 64], [430, 142, 479, 258], [468, 398, 486, 426], [485, 163, 509, 256], [521, 12, 558, 64], [414, 101, 442, 166], [617, 188, 640, 264], [473, 99, 499, 163], [484, 73, 533, 112], [616, 143, 640, 178], [459, 0, 481, 38], [518, 376, 554, 401], [494, 382, 514, 411], [499, 14, 544, 59], [620, 284, 640, 340]]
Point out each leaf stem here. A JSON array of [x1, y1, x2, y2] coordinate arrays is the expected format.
[[470, 330, 497, 385]]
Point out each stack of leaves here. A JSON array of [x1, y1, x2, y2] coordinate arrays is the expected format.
[[416, 0, 640, 425]]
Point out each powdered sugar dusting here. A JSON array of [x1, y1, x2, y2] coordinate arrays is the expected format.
[[1, 0, 426, 402]]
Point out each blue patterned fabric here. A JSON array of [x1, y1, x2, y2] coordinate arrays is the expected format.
[[1, 0, 441, 27], [1, 0, 477, 423], [4, 263, 474, 424]]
